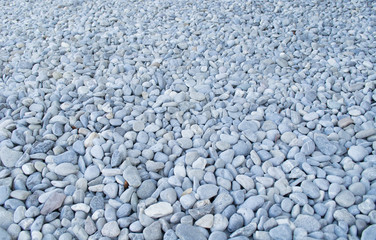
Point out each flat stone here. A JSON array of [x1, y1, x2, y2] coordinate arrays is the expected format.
[[84, 216, 96, 235], [123, 166, 141, 187], [349, 182, 366, 196], [84, 165, 100, 181], [0, 207, 13, 229], [356, 129, 376, 139], [53, 150, 78, 164], [0, 186, 10, 205], [176, 224, 206, 240], [235, 175, 255, 191], [72, 140, 85, 155], [144, 202, 173, 218], [90, 196, 104, 212], [143, 221, 162, 240], [335, 190, 355, 208], [238, 120, 259, 132], [348, 145, 368, 162], [0, 146, 23, 168], [230, 222, 257, 238], [103, 183, 118, 199], [361, 224, 376, 240], [301, 180, 320, 199], [239, 196, 264, 212], [197, 184, 219, 200], [102, 221, 120, 238], [0, 227, 11, 240], [133, 121, 145, 132], [294, 214, 321, 232], [137, 179, 156, 199], [333, 209, 355, 225], [54, 163, 78, 176], [30, 140, 54, 154], [269, 224, 292, 240], [40, 191, 66, 215], [363, 168, 376, 181], [338, 117, 354, 128], [195, 214, 214, 228], [91, 145, 104, 159], [313, 134, 337, 155], [303, 112, 319, 121]]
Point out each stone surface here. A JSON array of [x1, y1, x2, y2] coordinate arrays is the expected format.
[[101, 221, 120, 238], [144, 202, 173, 218], [40, 191, 66, 215]]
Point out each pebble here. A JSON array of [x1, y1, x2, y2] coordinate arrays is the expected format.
[[361, 224, 376, 240], [269, 224, 292, 240], [0, 1, 375, 239], [0, 146, 23, 168], [335, 190, 355, 208], [40, 191, 66, 215], [176, 224, 206, 240], [54, 163, 78, 176], [197, 184, 219, 200], [123, 166, 142, 187], [144, 202, 173, 218], [294, 214, 321, 232], [101, 221, 120, 238], [348, 145, 369, 162]]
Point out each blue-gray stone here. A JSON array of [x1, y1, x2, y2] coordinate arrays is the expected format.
[[90, 196, 105, 212], [30, 140, 54, 154], [175, 224, 206, 240], [228, 213, 244, 232], [72, 140, 85, 155], [269, 224, 292, 240], [53, 151, 78, 164], [117, 204, 132, 218], [314, 134, 337, 156]]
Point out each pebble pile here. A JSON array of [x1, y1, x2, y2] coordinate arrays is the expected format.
[[0, 0, 376, 239]]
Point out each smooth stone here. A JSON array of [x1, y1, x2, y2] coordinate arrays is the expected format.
[[103, 183, 118, 199], [303, 112, 319, 121], [230, 222, 257, 238], [348, 182, 366, 196], [137, 179, 156, 199], [123, 166, 141, 187], [197, 184, 219, 200], [301, 180, 320, 199], [90, 196, 104, 212], [176, 224, 206, 240], [338, 118, 354, 128], [314, 134, 337, 155], [0, 227, 11, 240], [195, 214, 214, 228], [0, 146, 23, 168], [235, 175, 255, 191], [348, 145, 368, 162], [294, 214, 321, 232], [0, 207, 13, 229], [335, 190, 355, 208], [144, 202, 173, 218], [41, 191, 66, 215], [91, 145, 104, 159], [0, 186, 11, 205], [54, 163, 78, 176], [269, 224, 292, 240], [143, 221, 162, 240], [53, 151, 78, 164], [101, 221, 120, 238], [361, 224, 376, 240], [72, 141, 85, 155], [84, 165, 100, 181], [333, 209, 355, 225]]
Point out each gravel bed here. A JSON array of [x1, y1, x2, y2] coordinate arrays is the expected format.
[[0, 0, 376, 239]]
